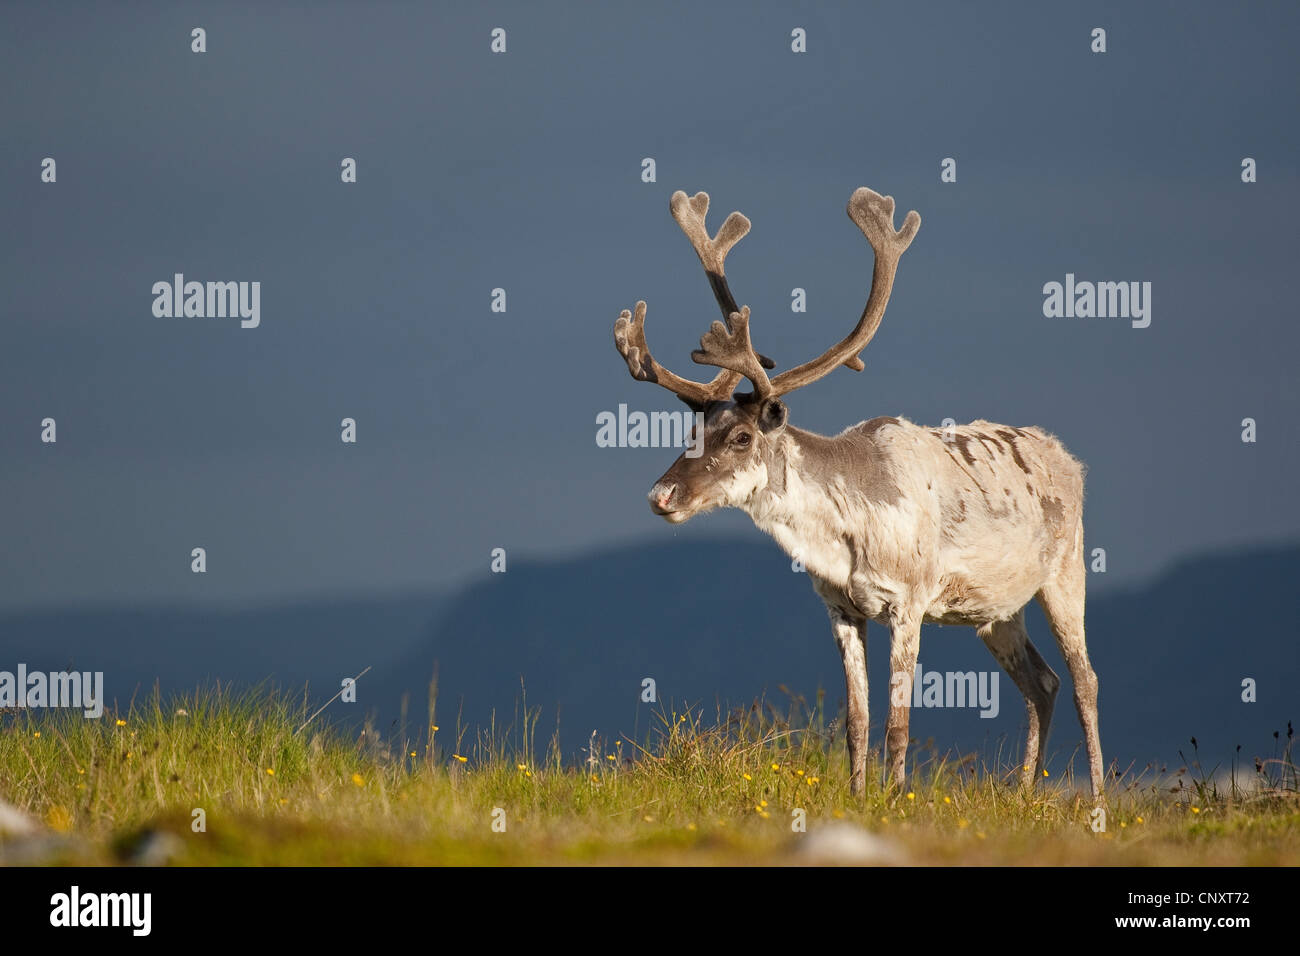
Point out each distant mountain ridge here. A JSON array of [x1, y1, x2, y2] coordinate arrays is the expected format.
[[2, 541, 1295, 777], [374, 540, 1298, 775]]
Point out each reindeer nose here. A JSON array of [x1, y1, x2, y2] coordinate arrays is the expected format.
[[648, 481, 676, 515]]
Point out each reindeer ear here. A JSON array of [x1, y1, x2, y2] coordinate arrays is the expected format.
[[758, 397, 788, 432]]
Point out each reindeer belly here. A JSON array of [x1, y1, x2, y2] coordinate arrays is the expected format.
[[926, 525, 1055, 625], [926, 571, 1043, 626]]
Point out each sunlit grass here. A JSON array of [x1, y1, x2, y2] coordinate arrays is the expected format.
[[1, 685, 1296, 865]]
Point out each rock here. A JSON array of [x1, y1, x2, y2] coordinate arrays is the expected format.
[[0, 833, 81, 865], [0, 799, 39, 838], [793, 821, 907, 866], [0, 801, 82, 864], [122, 829, 185, 866]]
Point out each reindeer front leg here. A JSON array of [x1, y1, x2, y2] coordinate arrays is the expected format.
[[827, 608, 869, 795], [885, 611, 922, 788]]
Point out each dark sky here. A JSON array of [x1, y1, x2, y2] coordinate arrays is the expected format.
[[2, 1, 1296, 610]]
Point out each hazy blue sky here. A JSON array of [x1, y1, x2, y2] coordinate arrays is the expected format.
[[3, 1, 1297, 611]]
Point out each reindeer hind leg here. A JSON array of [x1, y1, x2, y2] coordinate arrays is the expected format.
[[1036, 527, 1103, 798], [978, 609, 1059, 788]]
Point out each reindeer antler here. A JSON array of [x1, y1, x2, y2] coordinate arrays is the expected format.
[[613, 185, 918, 407], [769, 187, 920, 395], [613, 191, 773, 409], [670, 190, 750, 281], [614, 301, 721, 408], [692, 306, 772, 400]]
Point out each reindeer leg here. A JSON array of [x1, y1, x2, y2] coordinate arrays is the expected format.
[[885, 611, 922, 789], [1037, 561, 1103, 799], [978, 610, 1059, 789], [827, 607, 869, 795]]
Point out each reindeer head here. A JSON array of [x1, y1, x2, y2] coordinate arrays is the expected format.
[[647, 395, 788, 522], [613, 187, 920, 523]]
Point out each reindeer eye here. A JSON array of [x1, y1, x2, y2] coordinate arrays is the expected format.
[[733, 432, 752, 447]]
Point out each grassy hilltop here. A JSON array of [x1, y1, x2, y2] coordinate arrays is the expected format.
[[2, 686, 1296, 866]]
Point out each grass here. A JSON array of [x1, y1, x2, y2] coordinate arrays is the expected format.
[[1, 685, 1296, 865]]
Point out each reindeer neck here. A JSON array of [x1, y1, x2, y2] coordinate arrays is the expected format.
[[738, 426, 863, 582]]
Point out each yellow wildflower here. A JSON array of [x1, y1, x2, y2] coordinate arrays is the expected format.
[[45, 807, 72, 832]]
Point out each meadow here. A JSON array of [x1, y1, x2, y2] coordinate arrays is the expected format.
[[1, 685, 1296, 866]]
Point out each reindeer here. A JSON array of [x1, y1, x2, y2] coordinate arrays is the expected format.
[[612, 186, 1103, 797]]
